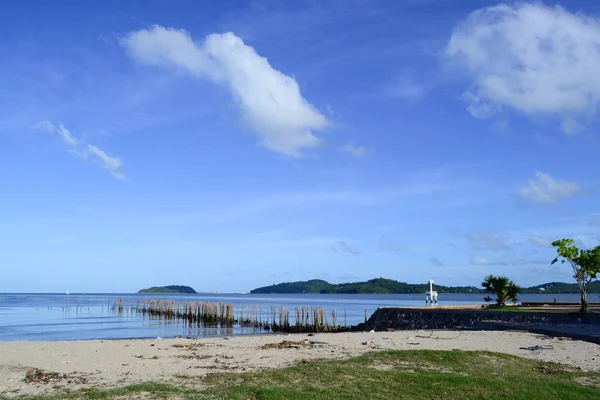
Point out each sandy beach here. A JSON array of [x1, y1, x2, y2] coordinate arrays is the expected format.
[[1, 330, 599, 397]]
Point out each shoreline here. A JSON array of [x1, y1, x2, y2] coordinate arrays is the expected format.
[[1, 330, 599, 398]]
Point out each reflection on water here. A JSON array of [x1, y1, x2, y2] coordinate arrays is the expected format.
[[0, 292, 585, 341]]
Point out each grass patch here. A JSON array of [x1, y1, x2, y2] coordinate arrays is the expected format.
[[17, 350, 600, 400]]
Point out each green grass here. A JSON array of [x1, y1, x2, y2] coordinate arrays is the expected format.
[[17, 350, 600, 400]]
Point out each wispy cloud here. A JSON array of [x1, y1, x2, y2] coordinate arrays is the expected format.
[[340, 142, 370, 158], [80, 145, 125, 180], [530, 259, 551, 266], [378, 235, 408, 252], [335, 241, 360, 255], [37, 121, 79, 146], [121, 26, 329, 158], [447, 3, 600, 133], [588, 215, 600, 227], [470, 255, 507, 266], [388, 67, 437, 101], [517, 171, 580, 204], [466, 233, 509, 251], [508, 256, 527, 266], [337, 274, 360, 282], [37, 121, 125, 180], [430, 257, 443, 267], [528, 234, 552, 247]]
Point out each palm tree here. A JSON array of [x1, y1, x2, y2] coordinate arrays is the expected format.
[[482, 275, 521, 306]]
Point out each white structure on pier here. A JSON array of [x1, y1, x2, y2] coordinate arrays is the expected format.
[[426, 280, 438, 306]]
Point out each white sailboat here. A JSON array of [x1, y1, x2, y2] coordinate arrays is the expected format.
[[66, 290, 70, 295]]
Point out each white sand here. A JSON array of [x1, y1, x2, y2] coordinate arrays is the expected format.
[[1, 330, 599, 397]]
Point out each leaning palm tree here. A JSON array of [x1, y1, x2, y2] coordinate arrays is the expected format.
[[482, 275, 521, 306]]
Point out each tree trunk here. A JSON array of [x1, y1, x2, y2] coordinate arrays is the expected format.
[[580, 290, 589, 313]]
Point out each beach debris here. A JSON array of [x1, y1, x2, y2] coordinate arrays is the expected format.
[[520, 345, 554, 352], [538, 364, 568, 375], [178, 354, 212, 360], [22, 368, 89, 386], [261, 340, 316, 349], [172, 342, 205, 349], [362, 341, 373, 346], [24, 368, 63, 384], [133, 355, 160, 359]]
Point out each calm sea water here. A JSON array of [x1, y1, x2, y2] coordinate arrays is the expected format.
[[0, 292, 587, 341]]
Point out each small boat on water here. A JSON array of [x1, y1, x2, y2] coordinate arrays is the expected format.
[[66, 290, 70, 295]]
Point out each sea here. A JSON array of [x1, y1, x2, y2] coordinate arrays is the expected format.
[[0, 292, 589, 341]]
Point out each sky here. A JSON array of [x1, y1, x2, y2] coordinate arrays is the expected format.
[[1, 0, 599, 293]]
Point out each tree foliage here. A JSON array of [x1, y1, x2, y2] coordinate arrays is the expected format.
[[552, 238, 600, 312], [481, 275, 521, 306]]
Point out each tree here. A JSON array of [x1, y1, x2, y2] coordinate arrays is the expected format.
[[481, 275, 521, 306], [551, 239, 600, 312]]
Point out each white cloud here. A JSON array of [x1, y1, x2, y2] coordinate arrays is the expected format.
[[466, 232, 509, 251], [447, 3, 600, 133], [470, 255, 507, 266], [340, 142, 369, 158], [517, 171, 580, 204], [528, 234, 552, 247], [37, 121, 125, 180], [121, 26, 329, 157]]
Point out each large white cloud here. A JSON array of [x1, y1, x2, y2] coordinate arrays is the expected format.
[[121, 26, 329, 157], [517, 171, 580, 204], [447, 3, 600, 133]]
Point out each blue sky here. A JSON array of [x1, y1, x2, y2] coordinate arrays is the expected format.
[[1, 0, 599, 293]]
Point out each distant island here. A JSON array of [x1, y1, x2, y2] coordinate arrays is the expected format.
[[137, 285, 196, 294], [250, 278, 600, 294]]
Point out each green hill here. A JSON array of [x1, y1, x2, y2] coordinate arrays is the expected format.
[[251, 278, 600, 294], [521, 281, 600, 294], [250, 278, 481, 294], [137, 285, 196, 294]]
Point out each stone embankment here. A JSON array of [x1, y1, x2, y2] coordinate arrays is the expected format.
[[355, 307, 600, 344]]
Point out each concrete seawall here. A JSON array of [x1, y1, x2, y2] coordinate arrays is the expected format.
[[355, 307, 600, 344]]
